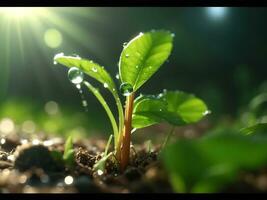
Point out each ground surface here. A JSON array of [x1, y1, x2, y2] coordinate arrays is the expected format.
[[0, 132, 173, 193], [1, 121, 267, 193]]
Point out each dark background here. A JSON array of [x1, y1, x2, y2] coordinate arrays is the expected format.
[[1, 7, 267, 134]]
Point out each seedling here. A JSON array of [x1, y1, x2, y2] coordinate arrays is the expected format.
[[54, 30, 209, 171]]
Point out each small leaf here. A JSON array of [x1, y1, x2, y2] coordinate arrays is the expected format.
[[132, 91, 209, 128], [93, 152, 113, 172], [240, 123, 267, 135], [160, 91, 210, 124], [119, 30, 173, 92], [63, 136, 75, 168], [54, 53, 116, 92]]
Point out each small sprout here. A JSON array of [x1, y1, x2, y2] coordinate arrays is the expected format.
[[93, 134, 113, 174], [63, 136, 75, 169], [54, 30, 209, 171]]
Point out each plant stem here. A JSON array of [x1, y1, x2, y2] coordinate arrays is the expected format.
[[161, 126, 176, 150], [83, 81, 119, 146], [113, 93, 124, 151], [120, 92, 135, 171]]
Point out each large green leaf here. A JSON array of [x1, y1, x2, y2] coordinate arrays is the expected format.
[[54, 53, 116, 92], [161, 91, 210, 124], [119, 30, 174, 92], [132, 91, 209, 129], [161, 129, 267, 192]]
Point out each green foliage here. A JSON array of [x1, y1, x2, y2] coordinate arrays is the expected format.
[[54, 54, 116, 92], [63, 136, 75, 169], [119, 31, 173, 92], [93, 134, 113, 173], [161, 129, 267, 192], [133, 91, 209, 129], [54, 30, 209, 170], [240, 123, 267, 135]]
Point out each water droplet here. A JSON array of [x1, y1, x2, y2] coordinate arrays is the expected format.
[[125, 54, 130, 58], [90, 60, 93, 63], [163, 89, 167, 93], [68, 67, 84, 85], [203, 110, 211, 115], [148, 66, 152, 70], [53, 52, 64, 65], [120, 83, 133, 96], [103, 83, 109, 88], [71, 54, 81, 59], [135, 65, 139, 69], [76, 84, 81, 90], [74, 83, 88, 112], [123, 42, 127, 47], [116, 73, 120, 80], [171, 33, 175, 37], [159, 109, 162, 112], [92, 67, 98, 72]]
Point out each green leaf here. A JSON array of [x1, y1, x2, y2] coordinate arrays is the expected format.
[[119, 30, 174, 91], [161, 91, 210, 124], [54, 53, 125, 145], [161, 129, 267, 192], [240, 123, 267, 135], [132, 91, 209, 128], [132, 95, 167, 128], [54, 53, 116, 92], [93, 152, 113, 173], [63, 136, 75, 168]]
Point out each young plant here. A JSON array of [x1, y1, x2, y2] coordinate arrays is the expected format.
[[54, 30, 209, 171]]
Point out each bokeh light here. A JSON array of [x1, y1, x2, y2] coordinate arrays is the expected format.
[[44, 29, 63, 48], [206, 7, 227, 19]]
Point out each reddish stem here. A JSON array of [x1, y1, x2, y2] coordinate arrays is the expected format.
[[120, 93, 135, 171]]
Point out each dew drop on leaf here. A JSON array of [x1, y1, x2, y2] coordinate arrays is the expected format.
[[103, 83, 109, 88], [116, 73, 120, 80], [125, 54, 130, 58], [123, 42, 128, 47], [92, 67, 98, 72], [120, 82, 133, 96], [68, 67, 84, 85]]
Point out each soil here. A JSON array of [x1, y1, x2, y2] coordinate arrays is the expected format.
[[0, 132, 173, 193], [1, 125, 267, 193]]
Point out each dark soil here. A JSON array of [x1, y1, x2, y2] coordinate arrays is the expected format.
[[0, 133, 173, 193], [1, 127, 267, 193]]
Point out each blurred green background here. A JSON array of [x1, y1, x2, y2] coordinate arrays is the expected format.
[[0, 7, 267, 139]]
